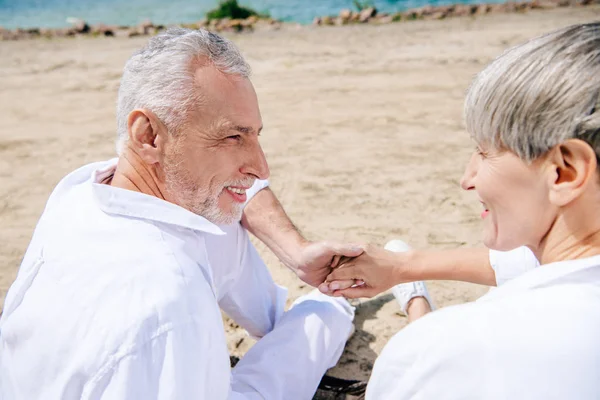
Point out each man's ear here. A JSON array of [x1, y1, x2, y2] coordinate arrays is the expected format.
[[547, 139, 598, 207], [127, 109, 167, 164]]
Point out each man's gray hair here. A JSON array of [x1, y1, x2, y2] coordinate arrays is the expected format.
[[465, 22, 600, 162], [116, 28, 251, 154]]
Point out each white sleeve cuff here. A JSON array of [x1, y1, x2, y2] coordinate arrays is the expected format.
[[244, 179, 270, 207]]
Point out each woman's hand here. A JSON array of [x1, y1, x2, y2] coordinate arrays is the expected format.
[[318, 244, 410, 298]]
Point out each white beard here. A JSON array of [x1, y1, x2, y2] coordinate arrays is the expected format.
[[162, 150, 246, 225]]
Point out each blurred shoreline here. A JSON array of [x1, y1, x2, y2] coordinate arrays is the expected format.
[[1, 0, 597, 41]]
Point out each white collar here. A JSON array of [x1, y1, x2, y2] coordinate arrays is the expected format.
[[90, 159, 224, 236], [481, 254, 600, 302]]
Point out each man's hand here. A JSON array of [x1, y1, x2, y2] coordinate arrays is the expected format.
[[242, 187, 365, 288], [292, 241, 364, 288], [319, 244, 406, 298]]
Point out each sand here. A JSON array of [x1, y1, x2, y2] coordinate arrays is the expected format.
[[1, 6, 598, 384]]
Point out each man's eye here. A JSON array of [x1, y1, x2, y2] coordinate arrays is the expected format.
[[226, 135, 241, 141]]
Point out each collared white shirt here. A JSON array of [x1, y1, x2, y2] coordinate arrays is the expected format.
[[367, 254, 600, 399], [490, 247, 540, 286], [0, 160, 291, 399]]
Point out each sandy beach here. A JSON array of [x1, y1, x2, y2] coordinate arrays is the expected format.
[[1, 7, 598, 384]]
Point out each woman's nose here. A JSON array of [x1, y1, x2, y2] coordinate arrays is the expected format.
[[460, 153, 478, 191]]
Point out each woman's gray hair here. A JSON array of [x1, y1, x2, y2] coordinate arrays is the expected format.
[[115, 28, 251, 154], [465, 22, 600, 162]]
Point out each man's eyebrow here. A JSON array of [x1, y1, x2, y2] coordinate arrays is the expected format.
[[232, 125, 263, 135]]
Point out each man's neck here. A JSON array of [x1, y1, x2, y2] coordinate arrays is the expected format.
[[109, 148, 166, 200]]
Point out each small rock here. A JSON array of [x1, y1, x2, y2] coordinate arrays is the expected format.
[[530, 0, 559, 8], [391, 12, 403, 21], [424, 10, 447, 19], [196, 19, 209, 28], [127, 28, 142, 37], [312, 16, 322, 25], [339, 8, 352, 22], [40, 28, 54, 38], [92, 23, 116, 36], [66, 17, 90, 34], [54, 28, 77, 38], [321, 16, 334, 25], [267, 21, 282, 30], [475, 4, 491, 14], [240, 18, 255, 29], [208, 18, 220, 30], [216, 17, 231, 31], [228, 19, 245, 32], [377, 15, 394, 24], [452, 4, 468, 15], [420, 5, 436, 16], [359, 7, 377, 22], [138, 19, 154, 35], [488, 3, 507, 13], [0, 27, 16, 40]]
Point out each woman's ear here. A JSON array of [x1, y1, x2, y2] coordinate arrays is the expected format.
[[126, 109, 167, 164], [547, 139, 598, 207]]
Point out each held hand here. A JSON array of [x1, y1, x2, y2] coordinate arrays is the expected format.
[[319, 244, 408, 299], [293, 241, 364, 288]]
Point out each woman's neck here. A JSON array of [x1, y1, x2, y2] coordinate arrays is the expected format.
[[534, 200, 600, 265]]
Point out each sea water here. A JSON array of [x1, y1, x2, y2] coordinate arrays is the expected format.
[[0, 0, 505, 29]]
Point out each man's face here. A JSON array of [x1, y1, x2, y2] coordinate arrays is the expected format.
[[161, 65, 269, 225]]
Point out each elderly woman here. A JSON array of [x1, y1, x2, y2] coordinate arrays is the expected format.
[[325, 22, 600, 398]]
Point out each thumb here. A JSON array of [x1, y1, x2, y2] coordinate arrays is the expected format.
[[328, 242, 364, 258]]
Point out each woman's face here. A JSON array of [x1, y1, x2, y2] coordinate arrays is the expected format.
[[460, 145, 555, 251]]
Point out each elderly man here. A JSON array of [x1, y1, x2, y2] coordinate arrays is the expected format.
[[0, 29, 361, 399]]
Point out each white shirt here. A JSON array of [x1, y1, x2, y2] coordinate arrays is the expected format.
[[367, 254, 600, 399], [0, 160, 292, 399], [490, 247, 540, 286]]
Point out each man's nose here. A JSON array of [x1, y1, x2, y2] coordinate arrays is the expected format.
[[241, 139, 270, 181], [460, 153, 477, 191]]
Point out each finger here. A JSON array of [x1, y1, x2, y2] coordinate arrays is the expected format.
[[336, 255, 355, 267], [329, 279, 356, 292], [329, 254, 342, 268], [318, 279, 354, 294], [332, 286, 376, 299], [325, 242, 364, 258], [318, 282, 331, 294], [326, 265, 360, 281], [319, 279, 361, 294]]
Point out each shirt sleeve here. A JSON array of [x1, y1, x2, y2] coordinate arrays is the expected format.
[[244, 179, 270, 207], [218, 227, 287, 339], [489, 247, 540, 286]]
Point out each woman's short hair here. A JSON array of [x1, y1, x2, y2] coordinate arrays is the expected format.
[[465, 22, 600, 162]]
